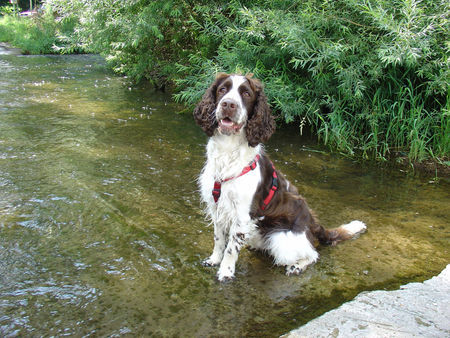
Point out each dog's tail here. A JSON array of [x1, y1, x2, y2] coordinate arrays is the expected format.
[[314, 220, 367, 246]]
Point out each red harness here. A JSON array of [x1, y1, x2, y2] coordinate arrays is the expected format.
[[261, 161, 278, 210], [212, 154, 278, 210]]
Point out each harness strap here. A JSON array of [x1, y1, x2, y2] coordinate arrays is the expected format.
[[212, 181, 222, 203], [212, 155, 278, 210], [212, 154, 260, 203], [261, 162, 278, 210]]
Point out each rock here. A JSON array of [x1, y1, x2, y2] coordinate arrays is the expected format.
[[283, 264, 450, 338]]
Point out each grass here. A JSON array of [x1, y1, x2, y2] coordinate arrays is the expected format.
[[0, 11, 82, 55], [0, 14, 57, 54]]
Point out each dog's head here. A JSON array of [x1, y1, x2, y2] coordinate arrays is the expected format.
[[194, 73, 275, 147]]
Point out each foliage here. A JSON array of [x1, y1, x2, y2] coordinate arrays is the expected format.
[[0, 15, 54, 54], [45, 0, 209, 87], [0, 0, 8, 7], [8, 0, 450, 162], [0, 1, 44, 12], [0, 6, 80, 54], [174, 0, 449, 162], [1, 4, 15, 15]]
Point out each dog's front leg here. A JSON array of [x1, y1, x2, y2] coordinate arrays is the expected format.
[[217, 227, 247, 281], [202, 223, 227, 267]]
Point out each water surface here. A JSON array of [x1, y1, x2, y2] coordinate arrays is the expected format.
[[0, 54, 448, 336]]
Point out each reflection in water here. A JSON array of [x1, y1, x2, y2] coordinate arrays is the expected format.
[[0, 54, 449, 336]]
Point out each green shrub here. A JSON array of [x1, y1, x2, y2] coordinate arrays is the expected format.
[[174, 0, 449, 162], [46, 0, 205, 86], [13, 0, 450, 162], [0, 4, 16, 16], [0, 14, 53, 54], [0, 7, 81, 54]]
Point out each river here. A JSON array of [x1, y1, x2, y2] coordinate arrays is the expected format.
[[0, 53, 448, 336]]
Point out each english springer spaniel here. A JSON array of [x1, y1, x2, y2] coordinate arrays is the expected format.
[[194, 73, 366, 281]]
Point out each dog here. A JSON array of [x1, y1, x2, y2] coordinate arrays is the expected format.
[[194, 73, 366, 281]]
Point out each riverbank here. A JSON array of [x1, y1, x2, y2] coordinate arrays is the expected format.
[[397, 157, 450, 178], [0, 42, 22, 55], [284, 264, 450, 337]]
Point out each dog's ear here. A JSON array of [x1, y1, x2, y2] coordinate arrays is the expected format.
[[193, 73, 229, 136], [245, 78, 275, 147]]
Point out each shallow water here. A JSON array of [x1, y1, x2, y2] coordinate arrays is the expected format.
[[0, 54, 448, 337]]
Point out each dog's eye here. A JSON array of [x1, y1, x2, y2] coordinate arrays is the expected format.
[[218, 87, 227, 94], [242, 91, 250, 98]]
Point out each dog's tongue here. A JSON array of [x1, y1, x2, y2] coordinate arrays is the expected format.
[[219, 117, 243, 134], [221, 118, 234, 127]]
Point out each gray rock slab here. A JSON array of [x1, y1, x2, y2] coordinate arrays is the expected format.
[[283, 264, 450, 338]]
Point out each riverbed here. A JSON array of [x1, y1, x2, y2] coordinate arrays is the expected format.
[[0, 53, 448, 336]]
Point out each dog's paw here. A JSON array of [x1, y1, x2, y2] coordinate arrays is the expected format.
[[217, 266, 235, 282], [202, 257, 219, 267], [217, 275, 234, 283], [285, 264, 306, 276], [217, 272, 235, 282]]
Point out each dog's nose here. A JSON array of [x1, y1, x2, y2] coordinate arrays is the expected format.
[[221, 99, 238, 114]]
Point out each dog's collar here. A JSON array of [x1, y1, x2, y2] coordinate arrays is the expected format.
[[212, 154, 278, 210]]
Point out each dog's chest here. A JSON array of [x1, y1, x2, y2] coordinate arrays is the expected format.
[[200, 161, 260, 206], [199, 138, 262, 225]]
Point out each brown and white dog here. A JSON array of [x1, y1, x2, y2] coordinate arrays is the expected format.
[[194, 73, 366, 281]]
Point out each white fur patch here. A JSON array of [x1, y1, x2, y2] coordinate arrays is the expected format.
[[266, 231, 319, 266], [341, 220, 367, 237], [247, 226, 266, 250]]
